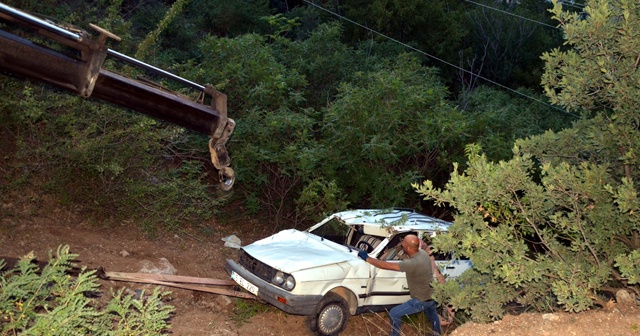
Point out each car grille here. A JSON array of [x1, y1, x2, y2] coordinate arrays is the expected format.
[[238, 249, 275, 283]]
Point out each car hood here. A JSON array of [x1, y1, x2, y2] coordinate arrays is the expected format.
[[242, 229, 355, 273]]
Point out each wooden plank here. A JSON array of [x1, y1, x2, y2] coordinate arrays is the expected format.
[[104, 274, 258, 300], [105, 272, 236, 286]]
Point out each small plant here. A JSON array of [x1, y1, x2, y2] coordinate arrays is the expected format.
[[231, 298, 270, 327], [0, 245, 174, 335]]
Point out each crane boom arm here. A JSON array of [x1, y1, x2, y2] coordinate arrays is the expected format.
[[0, 2, 235, 190]]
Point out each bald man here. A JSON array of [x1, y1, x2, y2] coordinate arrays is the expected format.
[[358, 234, 441, 336]]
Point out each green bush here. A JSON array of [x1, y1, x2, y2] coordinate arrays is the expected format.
[[414, 143, 633, 320], [415, 0, 640, 321], [0, 78, 224, 233], [0, 245, 174, 335], [322, 54, 466, 207], [458, 85, 573, 162]]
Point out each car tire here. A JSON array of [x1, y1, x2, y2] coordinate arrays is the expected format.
[[306, 292, 349, 336]]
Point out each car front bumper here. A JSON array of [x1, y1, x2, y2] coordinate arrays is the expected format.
[[225, 259, 323, 316]]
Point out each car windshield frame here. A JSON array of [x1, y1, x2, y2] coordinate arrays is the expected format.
[[308, 217, 354, 246]]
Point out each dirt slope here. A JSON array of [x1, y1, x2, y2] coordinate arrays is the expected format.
[[1, 195, 639, 336]]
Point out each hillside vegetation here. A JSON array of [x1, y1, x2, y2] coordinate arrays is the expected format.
[[1, 0, 638, 326]]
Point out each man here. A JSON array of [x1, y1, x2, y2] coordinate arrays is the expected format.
[[358, 234, 441, 336]]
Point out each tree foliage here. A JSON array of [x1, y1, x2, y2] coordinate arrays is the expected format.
[[322, 54, 466, 207], [0, 246, 174, 334], [184, 33, 329, 226], [336, 0, 563, 90], [459, 0, 563, 90], [416, 145, 619, 319], [540, 0, 640, 178], [274, 22, 366, 110], [135, 0, 192, 60], [459, 86, 574, 162], [0, 78, 224, 234], [339, 0, 467, 71], [1, 0, 575, 232], [115, 0, 272, 64], [415, 0, 640, 321]]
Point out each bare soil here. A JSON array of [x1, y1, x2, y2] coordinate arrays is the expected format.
[[1, 193, 639, 336]]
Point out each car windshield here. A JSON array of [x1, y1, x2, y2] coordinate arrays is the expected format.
[[308, 217, 351, 245]]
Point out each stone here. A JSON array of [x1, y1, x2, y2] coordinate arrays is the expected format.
[[139, 257, 177, 275], [616, 289, 636, 306], [216, 294, 233, 307]]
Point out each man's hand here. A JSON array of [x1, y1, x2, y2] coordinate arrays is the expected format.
[[358, 250, 369, 261]]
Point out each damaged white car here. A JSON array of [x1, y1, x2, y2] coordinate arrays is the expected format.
[[225, 208, 472, 335]]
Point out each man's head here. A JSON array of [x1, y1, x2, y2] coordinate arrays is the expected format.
[[401, 234, 420, 256]]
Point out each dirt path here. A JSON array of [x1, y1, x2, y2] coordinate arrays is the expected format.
[[1, 196, 639, 336]]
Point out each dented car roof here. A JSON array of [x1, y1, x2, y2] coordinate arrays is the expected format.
[[333, 208, 452, 232]]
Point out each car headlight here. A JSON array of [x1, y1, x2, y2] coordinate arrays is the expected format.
[[272, 271, 285, 285], [271, 270, 295, 291], [284, 275, 296, 290]]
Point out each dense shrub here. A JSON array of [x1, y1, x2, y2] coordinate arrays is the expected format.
[[0, 78, 223, 233], [0, 245, 174, 334], [416, 0, 640, 321]]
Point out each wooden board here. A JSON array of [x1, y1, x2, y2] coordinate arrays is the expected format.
[[105, 272, 236, 286], [104, 272, 258, 300]]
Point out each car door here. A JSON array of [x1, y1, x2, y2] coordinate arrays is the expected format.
[[363, 262, 409, 307], [362, 234, 411, 307]]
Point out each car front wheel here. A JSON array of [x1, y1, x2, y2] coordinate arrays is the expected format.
[[306, 292, 349, 336]]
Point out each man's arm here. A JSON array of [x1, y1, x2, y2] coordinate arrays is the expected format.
[[423, 244, 446, 284], [358, 250, 401, 271], [363, 256, 400, 271]]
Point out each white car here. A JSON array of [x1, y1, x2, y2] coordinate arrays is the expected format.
[[225, 209, 472, 335]]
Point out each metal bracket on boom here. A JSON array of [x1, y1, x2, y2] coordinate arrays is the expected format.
[[204, 85, 236, 191], [0, 2, 119, 97]]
